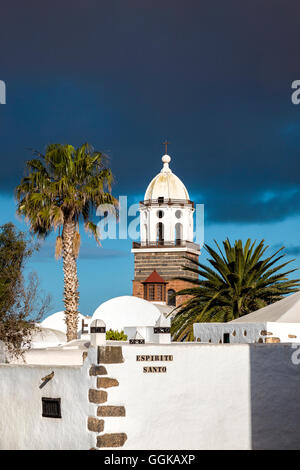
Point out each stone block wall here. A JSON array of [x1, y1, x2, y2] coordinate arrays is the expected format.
[[132, 249, 198, 307], [133, 251, 199, 281], [88, 346, 127, 449]]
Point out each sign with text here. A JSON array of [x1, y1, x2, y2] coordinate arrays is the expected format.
[[143, 366, 167, 373], [136, 354, 173, 372], [136, 355, 173, 362]]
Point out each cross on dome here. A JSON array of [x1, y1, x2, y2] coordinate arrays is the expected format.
[[162, 140, 170, 154]]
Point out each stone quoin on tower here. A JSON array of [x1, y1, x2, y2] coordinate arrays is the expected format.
[[132, 148, 201, 307]]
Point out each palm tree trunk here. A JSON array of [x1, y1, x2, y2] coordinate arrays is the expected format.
[[62, 219, 79, 341]]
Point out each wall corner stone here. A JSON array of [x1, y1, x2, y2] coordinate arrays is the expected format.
[[88, 416, 104, 433], [96, 433, 127, 448], [87, 345, 126, 449], [88, 389, 107, 404]]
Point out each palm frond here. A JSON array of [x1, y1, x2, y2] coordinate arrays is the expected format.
[[171, 239, 300, 341]]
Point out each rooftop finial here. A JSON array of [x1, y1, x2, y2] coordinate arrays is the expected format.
[[161, 154, 171, 173], [161, 140, 172, 172]]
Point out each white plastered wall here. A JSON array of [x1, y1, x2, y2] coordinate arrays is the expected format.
[[140, 204, 194, 244], [1, 342, 300, 450], [100, 342, 300, 450], [0, 350, 98, 450], [99, 343, 252, 450], [193, 322, 300, 344]]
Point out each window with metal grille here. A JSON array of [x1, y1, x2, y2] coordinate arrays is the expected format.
[[148, 285, 155, 301], [42, 397, 61, 418], [156, 285, 162, 301]]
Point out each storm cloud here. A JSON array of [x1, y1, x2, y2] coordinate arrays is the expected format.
[[1, 0, 300, 224]]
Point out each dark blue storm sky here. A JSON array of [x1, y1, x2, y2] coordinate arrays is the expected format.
[[1, 0, 300, 316]]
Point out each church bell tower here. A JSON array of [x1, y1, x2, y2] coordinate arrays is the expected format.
[[132, 148, 200, 307]]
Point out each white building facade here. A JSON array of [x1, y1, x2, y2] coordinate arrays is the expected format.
[[1, 335, 300, 450], [193, 291, 300, 345]]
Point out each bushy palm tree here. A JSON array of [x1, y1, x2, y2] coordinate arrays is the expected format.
[[171, 239, 300, 341], [16, 143, 116, 341]]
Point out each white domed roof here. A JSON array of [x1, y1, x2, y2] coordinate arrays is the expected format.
[[41, 311, 85, 334], [92, 296, 161, 330], [144, 154, 189, 201], [30, 327, 67, 348]]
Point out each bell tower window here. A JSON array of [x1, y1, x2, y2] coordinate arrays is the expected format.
[[143, 224, 148, 243], [157, 222, 164, 244], [175, 223, 183, 246]]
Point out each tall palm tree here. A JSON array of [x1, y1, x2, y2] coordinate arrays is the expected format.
[[171, 239, 300, 341], [16, 143, 116, 341]]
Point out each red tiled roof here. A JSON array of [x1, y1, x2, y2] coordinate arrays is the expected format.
[[142, 269, 167, 284]]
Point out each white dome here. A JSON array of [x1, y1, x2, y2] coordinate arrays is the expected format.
[[144, 154, 189, 201], [92, 296, 161, 330], [30, 327, 67, 348], [41, 311, 86, 335]]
